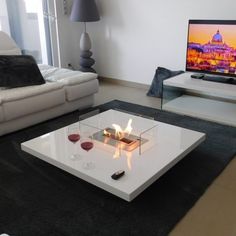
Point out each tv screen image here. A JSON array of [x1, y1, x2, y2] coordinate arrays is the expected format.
[[186, 20, 236, 77]]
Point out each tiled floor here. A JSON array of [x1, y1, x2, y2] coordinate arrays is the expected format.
[[95, 80, 236, 236], [94, 80, 161, 109]]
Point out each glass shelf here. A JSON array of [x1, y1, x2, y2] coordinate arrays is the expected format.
[[161, 73, 236, 127]]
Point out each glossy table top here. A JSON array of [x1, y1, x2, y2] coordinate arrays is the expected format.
[[21, 110, 205, 201]]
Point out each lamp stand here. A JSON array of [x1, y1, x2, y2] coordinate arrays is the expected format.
[[79, 22, 96, 73]]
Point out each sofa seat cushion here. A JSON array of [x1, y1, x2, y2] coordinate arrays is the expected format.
[[39, 64, 80, 82], [65, 79, 99, 102], [38, 64, 98, 102], [60, 72, 97, 86], [39, 64, 98, 85], [0, 82, 63, 102], [1, 83, 65, 121], [0, 99, 3, 122]]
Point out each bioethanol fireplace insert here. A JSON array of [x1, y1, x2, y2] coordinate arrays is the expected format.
[[92, 125, 149, 152], [80, 109, 157, 155]]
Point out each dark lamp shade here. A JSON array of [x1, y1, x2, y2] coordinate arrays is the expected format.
[[70, 0, 100, 22]]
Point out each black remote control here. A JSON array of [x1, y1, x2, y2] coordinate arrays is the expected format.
[[111, 170, 125, 180], [191, 73, 204, 79]]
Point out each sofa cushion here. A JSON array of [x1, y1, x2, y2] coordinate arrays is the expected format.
[[0, 48, 22, 55], [38, 64, 98, 85], [65, 79, 99, 102], [1, 83, 65, 121], [39, 64, 78, 82], [147, 67, 184, 98], [59, 72, 97, 86], [0, 55, 45, 88], [38, 64, 98, 102], [0, 107, 3, 122], [0, 31, 22, 55], [0, 82, 63, 102], [0, 99, 3, 122]]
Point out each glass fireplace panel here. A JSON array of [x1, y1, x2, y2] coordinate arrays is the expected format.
[[79, 109, 158, 156]]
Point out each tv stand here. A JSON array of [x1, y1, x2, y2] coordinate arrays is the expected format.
[[161, 72, 236, 127]]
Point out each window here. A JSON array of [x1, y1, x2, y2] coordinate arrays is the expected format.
[[0, 0, 59, 66]]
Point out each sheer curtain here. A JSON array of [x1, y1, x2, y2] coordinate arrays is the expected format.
[[0, 0, 59, 66], [0, 0, 10, 35]]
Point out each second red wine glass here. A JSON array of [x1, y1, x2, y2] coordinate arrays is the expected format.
[[67, 124, 81, 160]]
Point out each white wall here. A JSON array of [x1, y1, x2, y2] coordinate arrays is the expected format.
[[58, 0, 236, 84]]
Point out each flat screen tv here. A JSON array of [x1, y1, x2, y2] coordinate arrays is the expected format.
[[186, 20, 236, 78]]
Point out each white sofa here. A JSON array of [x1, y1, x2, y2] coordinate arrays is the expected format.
[[0, 31, 99, 136]]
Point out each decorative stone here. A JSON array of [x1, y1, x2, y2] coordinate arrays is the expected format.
[[80, 56, 95, 67], [80, 50, 93, 58], [79, 32, 96, 72], [80, 32, 91, 51], [79, 67, 96, 73]]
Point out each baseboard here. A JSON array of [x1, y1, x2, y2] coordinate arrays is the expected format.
[[98, 76, 149, 90]]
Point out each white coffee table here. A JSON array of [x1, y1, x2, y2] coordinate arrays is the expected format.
[[21, 109, 205, 201]]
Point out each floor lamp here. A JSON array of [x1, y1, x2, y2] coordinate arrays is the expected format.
[[70, 0, 100, 73]]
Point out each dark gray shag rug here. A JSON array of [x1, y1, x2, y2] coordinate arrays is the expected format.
[[0, 100, 235, 236]]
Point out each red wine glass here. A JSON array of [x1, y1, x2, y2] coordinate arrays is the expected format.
[[67, 125, 81, 160], [80, 133, 95, 169]]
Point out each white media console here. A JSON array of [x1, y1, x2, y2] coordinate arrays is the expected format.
[[161, 73, 236, 127]]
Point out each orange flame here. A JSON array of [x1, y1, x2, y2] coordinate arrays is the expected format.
[[113, 143, 121, 159], [126, 151, 132, 170], [112, 119, 133, 139], [103, 129, 110, 136], [124, 119, 133, 135], [112, 124, 123, 139], [104, 119, 134, 169], [113, 144, 133, 170]]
